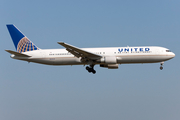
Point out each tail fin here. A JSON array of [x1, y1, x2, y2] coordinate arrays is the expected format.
[[6, 24, 39, 53]]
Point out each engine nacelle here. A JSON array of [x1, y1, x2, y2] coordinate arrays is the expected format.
[[100, 56, 117, 64], [100, 64, 119, 69]]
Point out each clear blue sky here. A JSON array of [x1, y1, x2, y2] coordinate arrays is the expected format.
[[1, 0, 180, 120]]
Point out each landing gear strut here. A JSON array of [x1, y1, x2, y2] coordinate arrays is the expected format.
[[86, 65, 96, 74], [160, 62, 164, 70]]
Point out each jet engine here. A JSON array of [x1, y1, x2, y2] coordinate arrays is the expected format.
[[100, 56, 117, 64], [100, 64, 119, 69]]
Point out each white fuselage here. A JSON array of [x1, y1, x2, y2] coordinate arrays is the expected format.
[[11, 46, 175, 66]]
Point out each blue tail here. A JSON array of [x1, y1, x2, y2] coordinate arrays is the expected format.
[[6, 24, 39, 53]]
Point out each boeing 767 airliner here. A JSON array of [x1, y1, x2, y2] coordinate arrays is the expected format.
[[6, 24, 175, 74]]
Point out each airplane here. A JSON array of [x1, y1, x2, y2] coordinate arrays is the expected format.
[[5, 24, 175, 74]]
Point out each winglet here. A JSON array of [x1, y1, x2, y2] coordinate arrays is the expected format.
[[58, 42, 64, 44]]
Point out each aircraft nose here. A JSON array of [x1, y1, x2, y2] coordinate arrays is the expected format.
[[172, 52, 175, 58], [169, 52, 175, 59]]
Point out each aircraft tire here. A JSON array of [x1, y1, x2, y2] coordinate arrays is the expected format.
[[86, 66, 90, 70], [92, 70, 96, 74], [160, 66, 163, 70]]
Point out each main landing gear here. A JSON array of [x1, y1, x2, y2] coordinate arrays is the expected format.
[[86, 65, 96, 74], [160, 62, 164, 70]]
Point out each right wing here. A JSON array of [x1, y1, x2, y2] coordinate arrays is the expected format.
[[5, 50, 31, 57]]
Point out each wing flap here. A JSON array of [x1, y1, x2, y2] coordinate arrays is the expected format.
[[57, 42, 102, 59], [5, 50, 31, 57]]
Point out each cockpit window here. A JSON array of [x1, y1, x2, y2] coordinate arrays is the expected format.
[[166, 50, 171, 52]]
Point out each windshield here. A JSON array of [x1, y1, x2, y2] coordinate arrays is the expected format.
[[166, 50, 171, 52]]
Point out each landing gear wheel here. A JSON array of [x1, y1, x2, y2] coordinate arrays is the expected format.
[[86, 67, 91, 73], [88, 69, 92, 73], [86, 66, 90, 70], [160, 62, 164, 70], [85, 65, 96, 74], [160, 66, 163, 70], [92, 70, 96, 74]]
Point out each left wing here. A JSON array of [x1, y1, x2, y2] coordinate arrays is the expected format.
[[57, 42, 102, 60]]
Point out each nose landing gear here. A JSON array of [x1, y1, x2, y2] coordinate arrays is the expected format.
[[160, 62, 164, 70], [86, 65, 96, 74]]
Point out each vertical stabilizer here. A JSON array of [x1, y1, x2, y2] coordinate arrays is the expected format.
[[6, 24, 39, 53]]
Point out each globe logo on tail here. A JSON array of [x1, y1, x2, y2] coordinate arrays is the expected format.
[[17, 37, 39, 53]]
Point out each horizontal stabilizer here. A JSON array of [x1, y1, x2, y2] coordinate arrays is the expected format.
[[5, 50, 31, 57]]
